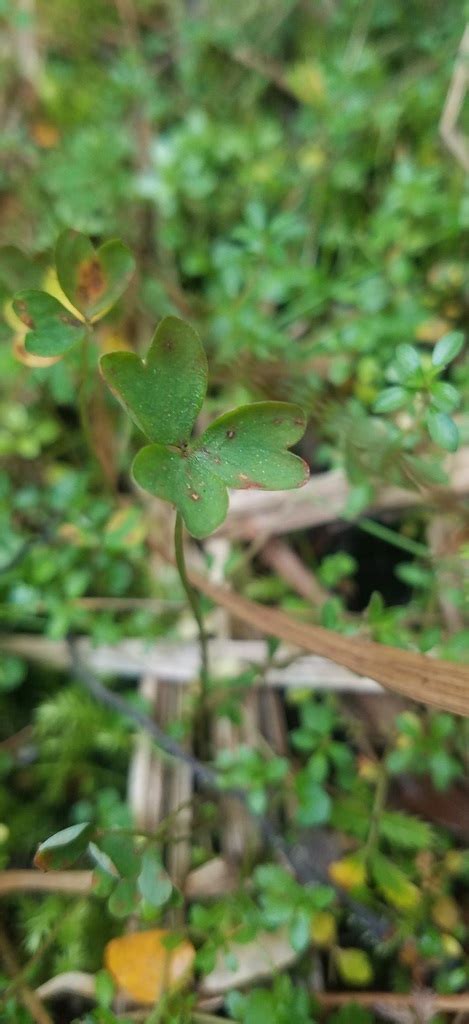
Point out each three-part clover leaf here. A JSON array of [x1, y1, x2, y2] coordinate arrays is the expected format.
[[100, 316, 309, 538], [12, 230, 135, 358]]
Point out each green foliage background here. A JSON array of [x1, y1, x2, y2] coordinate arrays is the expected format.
[[0, 1, 468, 1021]]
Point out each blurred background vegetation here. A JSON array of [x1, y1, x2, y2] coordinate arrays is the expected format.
[[0, 2, 468, 1022]]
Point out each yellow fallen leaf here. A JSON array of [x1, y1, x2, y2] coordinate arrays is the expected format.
[[432, 896, 460, 933], [441, 933, 463, 958], [329, 855, 367, 890], [310, 910, 336, 947], [104, 929, 195, 1006], [336, 947, 373, 986]]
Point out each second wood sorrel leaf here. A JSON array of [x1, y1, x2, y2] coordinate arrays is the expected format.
[[56, 230, 135, 321], [100, 316, 208, 444], [133, 402, 308, 538], [12, 290, 86, 356]]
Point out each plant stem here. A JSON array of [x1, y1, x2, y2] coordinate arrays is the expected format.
[[77, 325, 95, 454], [356, 517, 429, 560], [364, 763, 388, 860], [174, 511, 209, 693]]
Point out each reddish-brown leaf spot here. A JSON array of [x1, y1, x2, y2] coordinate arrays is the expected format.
[[16, 302, 35, 329], [77, 258, 107, 306]]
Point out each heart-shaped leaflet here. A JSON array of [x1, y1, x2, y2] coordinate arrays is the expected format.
[[100, 316, 208, 444], [55, 230, 136, 321]]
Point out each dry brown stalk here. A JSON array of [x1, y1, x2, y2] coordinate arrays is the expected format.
[[440, 24, 469, 172], [187, 567, 469, 717], [0, 870, 94, 897]]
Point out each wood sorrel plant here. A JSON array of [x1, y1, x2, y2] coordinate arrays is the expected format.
[[100, 316, 309, 538], [13, 230, 310, 682], [101, 313, 309, 685]]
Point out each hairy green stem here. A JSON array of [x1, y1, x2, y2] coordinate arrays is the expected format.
[[174, 511, 209, 692]]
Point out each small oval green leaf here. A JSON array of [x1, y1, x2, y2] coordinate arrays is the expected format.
[[430, 382, 460, 414], [432, 331, 464, 369], [371, 851, 420, 910], [394, 344, 421, 382], [426, 410, 459, 452], [373, 386, 407, 413], [34, 822, 93, 870], [379, 811, 432, 851], [295, 773, 331, 827], [137, 849, 173, 908], [108, 877, 139, 918]]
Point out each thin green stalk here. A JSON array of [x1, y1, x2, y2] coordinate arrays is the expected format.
[[174, 511, 209, 693], [77, 324, 95, 454], [363, 764, 388, 861], [356, 516, 429, 560]]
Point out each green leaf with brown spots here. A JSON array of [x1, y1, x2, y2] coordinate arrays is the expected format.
[[133, 443, 229, 538], [12, 290, 87, 356], [100, 316, 208, 444], [55, 230, 135, 321], [195, 403, 309, 491], [100, 313, 309, 537], [133, 402, 308, 538]]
